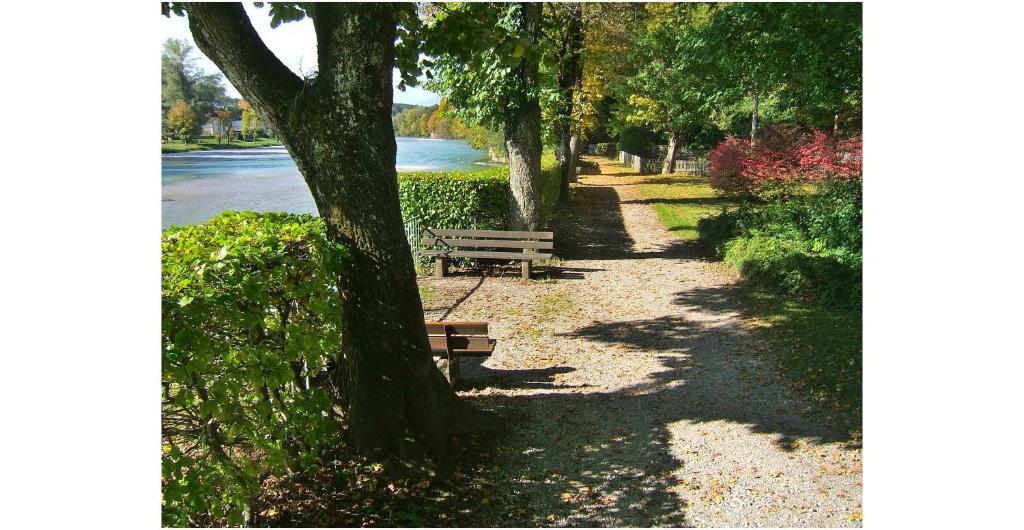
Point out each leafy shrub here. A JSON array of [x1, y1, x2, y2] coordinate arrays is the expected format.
[[539, 151, 562, 223], [398, 167, 511, 231], [616, 126, 660, 156], [708, 136, 751, 195], [162, 211, 348, 526], [796, 131, 863, 182], [708, 128, 863, 199], [699, 181, 862, 308], [696, 208, 742, 254], [594, 142, 617, 157], [398, 153, 562, 233]]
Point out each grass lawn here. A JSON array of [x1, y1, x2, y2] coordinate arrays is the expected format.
[[633, 173, 738, 241], [632, 170, 862, 430], [162, 137, 282, 153]]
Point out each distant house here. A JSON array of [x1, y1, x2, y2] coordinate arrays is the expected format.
[[202, 117, 243, 136]]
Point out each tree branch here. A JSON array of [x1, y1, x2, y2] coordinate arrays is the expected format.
[[182, 2, 303, 124]]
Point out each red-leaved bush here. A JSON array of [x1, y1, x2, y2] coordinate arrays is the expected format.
[[709, 128, 863, 197], [708, 136, 752, 195], [796, 131, 863, 182]]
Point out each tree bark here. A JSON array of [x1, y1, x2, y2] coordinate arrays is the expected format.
[[568, 130, 580, 183], [662, 130, 680, 175], [504, 2, 543, 230], [555, 3, 583, 205], [750, 90, 759, 147], [183, 2, 488, 462]]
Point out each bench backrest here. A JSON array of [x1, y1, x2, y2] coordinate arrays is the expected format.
[[421, 228, 554, 250], [425, 321, 491, 352]]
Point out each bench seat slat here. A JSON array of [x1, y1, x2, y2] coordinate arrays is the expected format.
[[421, 237, 554, 250], [422, 228, 554, 240], [424, 321, 489, 335], [419, 250, 553, 260], [428, 336, 495, 356]]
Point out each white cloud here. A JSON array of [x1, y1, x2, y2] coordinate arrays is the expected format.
[[161, 3, 438, 106]]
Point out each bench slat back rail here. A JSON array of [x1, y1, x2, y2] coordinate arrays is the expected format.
[[423, 228, 554, 239], [425, 320, 496, 386], [424, 321, 489, 335], [421, 237, 554, 249], [420, 228, 554, 279]]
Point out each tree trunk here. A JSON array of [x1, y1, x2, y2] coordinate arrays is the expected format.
[[184, 2, 488, 462], [503, 2, 543, 230], [834, 111, 840, 135], [557, 132, 571, 204], [568, 131, 580, 183], [750, 90, 759, 147], [505, 98, 542, 231], [662, 130, 680, 175], [555, 3, 583, 205]]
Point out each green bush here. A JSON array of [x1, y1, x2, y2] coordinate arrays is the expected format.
[[161, 211, 348, 526], [696, 209, 742, 255], [397, 153, 562, 233], [616, 126, 660, 156], [594, 142, 617, 157], [398, 167, 511, 231], [539, 152, 562, 224], [699, 182, 862, 308]]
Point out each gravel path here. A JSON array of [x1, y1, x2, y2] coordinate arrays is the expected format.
[[418, 158, 862, 527]]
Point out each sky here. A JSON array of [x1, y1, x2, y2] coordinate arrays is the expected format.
[[161, 3, 440, 106]]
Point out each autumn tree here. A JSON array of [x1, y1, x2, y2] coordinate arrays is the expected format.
[[212, 108, 233, 143], [617, 3, 720, 173], [166, 100, 197, 143], [166, 1, 494, 463]]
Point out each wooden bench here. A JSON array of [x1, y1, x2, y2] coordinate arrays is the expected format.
[[419, 228, 554, 279], [426, 321, 496, 385]]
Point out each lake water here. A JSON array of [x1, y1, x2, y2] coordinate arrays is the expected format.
[[162, 137, 490, 229]]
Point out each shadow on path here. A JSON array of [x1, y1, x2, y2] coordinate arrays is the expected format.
[[450, 162, 857, 527]]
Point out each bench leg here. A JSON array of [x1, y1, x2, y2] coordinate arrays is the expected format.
[[446, 355, 461, 386], [435, 256, 448, 278], [521, 259, 531, 279]]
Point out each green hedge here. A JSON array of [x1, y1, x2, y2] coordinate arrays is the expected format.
[[161, 211, 347, 526], [397, 153, 562, 232], [539, 152, 561, 224], [398, 167, 510, 231]]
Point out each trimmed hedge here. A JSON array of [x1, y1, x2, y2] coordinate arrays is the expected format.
[[398, 167, 510, 231], [539, 152, 562, 224], [397, 153, 563, 232], [162, 211, 347, 526]]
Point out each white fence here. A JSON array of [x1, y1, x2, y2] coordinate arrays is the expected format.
[[613, 148, 708, 176], [403, 217, 422, 253]]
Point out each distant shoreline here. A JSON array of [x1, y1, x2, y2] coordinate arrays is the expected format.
[[162, 138, 282, 154]]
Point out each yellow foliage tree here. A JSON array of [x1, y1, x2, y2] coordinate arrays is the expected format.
[[166, 100, 197, 144]]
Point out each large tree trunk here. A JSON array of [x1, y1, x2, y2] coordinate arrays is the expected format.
[[184, 2, 487, 462], [662, 130, 680, 175], [750, 90, 760, 147], [504, 2, 543, 230]]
